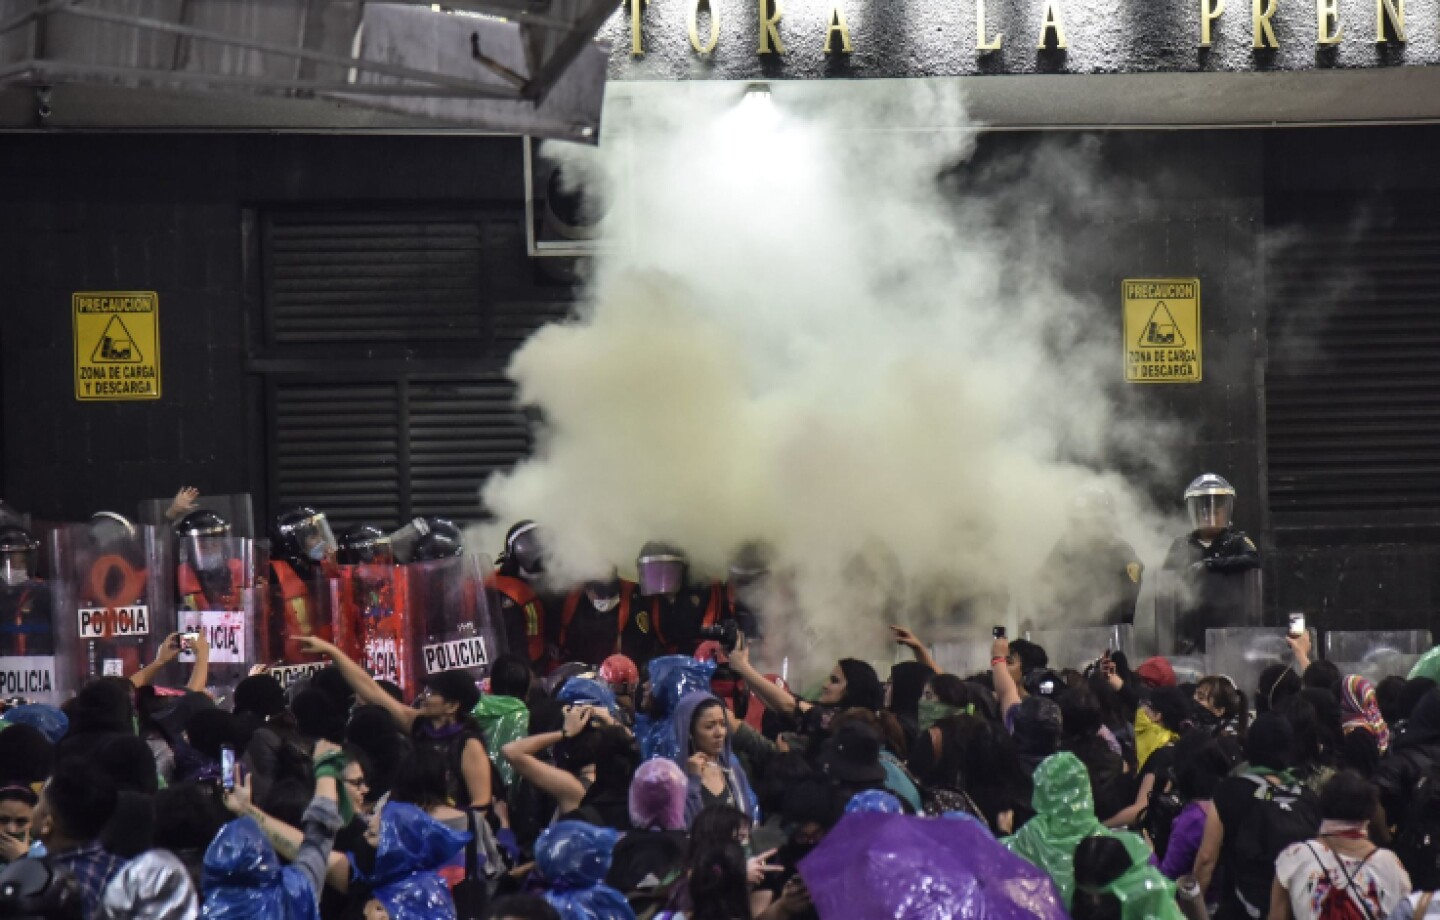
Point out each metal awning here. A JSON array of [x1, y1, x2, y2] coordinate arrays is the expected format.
[[0, 0, 614, 139]]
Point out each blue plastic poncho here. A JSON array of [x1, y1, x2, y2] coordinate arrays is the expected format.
[[671, 691, 760, 826], [536, 821, 636, 920], [201, 818, 318, 920], [557, 678, 621, 718], [363, 802, 471, 920], [3, 704, 68, 744], [845, 790, 903, 815], [635, 656, 715, 761]]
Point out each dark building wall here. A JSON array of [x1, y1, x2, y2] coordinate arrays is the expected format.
[[0, 133, 528, 523]]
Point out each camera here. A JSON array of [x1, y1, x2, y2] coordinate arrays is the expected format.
[[698, 620, 739, 653]]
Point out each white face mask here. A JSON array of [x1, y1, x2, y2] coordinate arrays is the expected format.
[[1, 559, 28, 587], [590, 595, 621, 613]]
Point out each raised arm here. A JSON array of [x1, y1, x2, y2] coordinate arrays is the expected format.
[[991, 636, 1021, 716], [891, 626, 943, 674], [296, 636, 417, 732], [129, 632, 182, 688], [186, 630, 211, 693], [729, 633, 802, 718], [500, 705, 593, 814], [1285, 630, 1313, 676]]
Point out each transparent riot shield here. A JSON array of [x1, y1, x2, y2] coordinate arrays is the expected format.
[[929, 626, 1000, 679], [1025, 626, 1134, 673], [137, 492, 256, 540], [1326, 629, 1432, 683], [404, 554, 507, 696], [1204, 626, 1300, 702], [260, 559, 340, 669], [1154, 568, 1263, 655], [314, 562, 415, 701], [48, 521, 176, 696], [172, 536, 260, 699], [0, 548, 60, 705]]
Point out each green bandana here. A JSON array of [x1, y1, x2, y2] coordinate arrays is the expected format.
[[314, 751, 354, 823], [918, 699, 971, 731]]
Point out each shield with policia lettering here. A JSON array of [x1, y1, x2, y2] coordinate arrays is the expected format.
[[47, 519, 177, 697], [404, 553, 507, 695], [327, 562, 415, 702]]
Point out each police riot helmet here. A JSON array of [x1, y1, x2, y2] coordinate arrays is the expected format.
[[174, 510, 231, 573], [412, 518, 464, 563], [728, 541, 773, 586], [1184, 474, 1236, 533], [0, 525, 38, 587], [272, 506, 337, 573], [337, 524, 393, 565], [89, 511, 137, 546], [637, 541, 687, 597], [504, 520, 545, 576]]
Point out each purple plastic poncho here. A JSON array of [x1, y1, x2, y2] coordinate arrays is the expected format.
[[635, 656, 715, 761], [536, 821, 636, 920], [362, 802, 471, 920], [201, 818, 318, 920], [799, 812, 1067, 920]]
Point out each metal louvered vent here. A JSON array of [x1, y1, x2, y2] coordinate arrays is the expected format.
[[1266, 203, 1440, 518], [266, 217, 485, 346], [409, 378, 532, 521], [272, 382, 404, 525]]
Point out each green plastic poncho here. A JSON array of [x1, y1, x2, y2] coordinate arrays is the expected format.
[[1410, 645, 1440, 683], [1003, 751, 1103, 906], [1080, 830, 1184, 920], [472, 694, 530, 789]]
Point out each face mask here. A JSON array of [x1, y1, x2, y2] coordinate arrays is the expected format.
[[1, 566, 27, 587], [307, 543, 328, 562], [918, 699, 968, 731], [591, 595, 621, 612]]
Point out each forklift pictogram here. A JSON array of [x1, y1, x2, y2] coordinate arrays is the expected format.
[[1138, 302, 1187, 348]]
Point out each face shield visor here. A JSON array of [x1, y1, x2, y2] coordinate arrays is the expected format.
[[637, 545, 687, 596], [185, 534, 234, 574], [282, 512, 337, 564], [1187, 493, 1234, 531], [0, 547, 33, 586], [507, 523, 545, 575], [343, 535, 394, 566]]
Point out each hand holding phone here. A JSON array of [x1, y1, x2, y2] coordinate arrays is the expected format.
[[1287, 613, 1306, 638], [221, 745, 237, 792]]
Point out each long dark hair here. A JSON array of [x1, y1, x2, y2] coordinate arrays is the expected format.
[[1196, 676, 1250, 735], [687, 842, 752, 920], [686, 806, 750, 865]]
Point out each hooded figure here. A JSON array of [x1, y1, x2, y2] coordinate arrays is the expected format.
[[634, 656, 715, 761], [629, 758, 689, 832], [671, 691, 760, 826], [557, 678, 622, 718], [100, 849, 199, 920], [471, 693, 531, 790], [535, 821, 636, 920], [201, 818, 320, 920], [361, 802, 471, 920], [1003, 752, 1104, 907], [2, 704, 68, 744], [1074, 830, 1184, 920]]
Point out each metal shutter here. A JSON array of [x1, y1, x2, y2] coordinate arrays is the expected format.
[[1266, 203, 1440, 518], [408, 377, 532, 522], [265, 215, 486, 346]]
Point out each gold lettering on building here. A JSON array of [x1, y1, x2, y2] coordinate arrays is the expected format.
[[826, 3, 853, 52], [689, 0, 720, 52], [1376, 0, 1406, 41], [759, 0, 785, 53], [1253, 0, 1279, 47], [630, 0, 648, 54], [1317, 0, 1342, 42], [977, 0, 1003, 49], [1200, 0, 1225, 46], [1037, 0, 1068, 48]]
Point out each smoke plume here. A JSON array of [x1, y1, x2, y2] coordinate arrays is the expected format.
[[480, 81, 1187, 672]]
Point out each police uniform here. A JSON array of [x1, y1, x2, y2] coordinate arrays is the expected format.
[[1161, 528, 1261, 652], [1038, 534, 1145, 627], [558, 581, 636, 666]]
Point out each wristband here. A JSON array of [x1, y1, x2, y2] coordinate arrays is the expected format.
[[991, 657, 1007, 666]]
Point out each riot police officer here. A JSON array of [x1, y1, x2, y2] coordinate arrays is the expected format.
[[175, 510, 245, 611], [337, 524, 394, 566], [485, 520, 552, 668], [269, 506, 338, 654], [0, 525, 50, 656], [558, 571, 636, 666], [1036, 487, 1144, 627], [1160, 473, 1261, 652]]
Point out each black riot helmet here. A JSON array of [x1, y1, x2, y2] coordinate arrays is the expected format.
[[338, 524, 394, 565], [504, 520, 545, 578], [0, 525, 38, 587], [412, 518, 464, 563], [272, 506, 337, 576], [174, 509, 231, 574], [89, 511, 137, 547]]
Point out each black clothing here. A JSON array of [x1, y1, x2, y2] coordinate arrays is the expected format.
[[1160, 528, 1261, 653], [1037, 533, 1144, 627], [0, 581, 53, 656], [561, 593, 623, 667]]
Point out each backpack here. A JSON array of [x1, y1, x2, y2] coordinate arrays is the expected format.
[[1302, 841, 1377, 920], [1140, 769, 1185, 861], [1396, 756, 1440, 890], [1232, 774, 1322, 913]]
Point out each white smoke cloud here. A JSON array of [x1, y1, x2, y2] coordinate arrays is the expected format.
[[479, 80, 1189, 672]]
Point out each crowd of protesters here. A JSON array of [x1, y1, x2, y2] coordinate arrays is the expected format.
[[10, 607, 1440, 920]]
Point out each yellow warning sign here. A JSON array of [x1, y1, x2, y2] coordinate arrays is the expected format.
[[73, 292, 162, 401], [1123, 278, 1201, 383]]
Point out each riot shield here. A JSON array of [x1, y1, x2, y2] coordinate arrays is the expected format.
[[0, 563, 59, 706], [137, 492, 256, 540], [48, 521, 176, 696], [929, 625, 1001, 679], [1204, 626, 1300, 702], [1154, 568, 1263, 655], [1326, 629, 1432, 682], [312, 562, 414, 701], [404, 554, 507, 694], [260, 559, 340, 669], [1025, 625, 1134, 672], [173, 536, 260, 697]]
